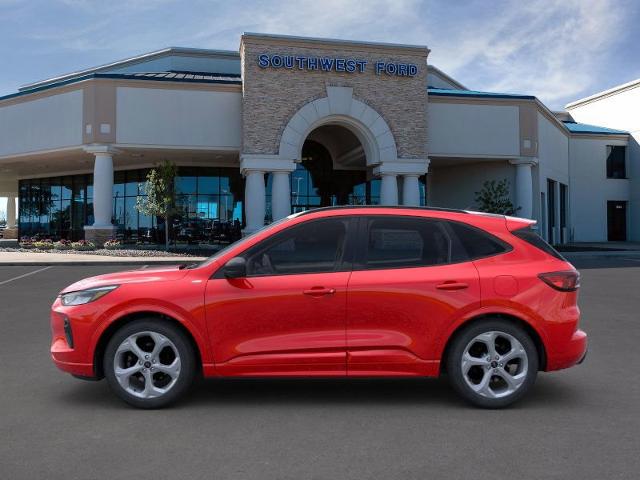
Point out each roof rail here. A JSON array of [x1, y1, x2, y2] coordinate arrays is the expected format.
[[296, 205, 469, 216]]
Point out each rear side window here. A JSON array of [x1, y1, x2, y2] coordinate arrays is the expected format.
[[446, 221, 511, 260], [512, 226, 565, 260], [361, 217, 451, 269]]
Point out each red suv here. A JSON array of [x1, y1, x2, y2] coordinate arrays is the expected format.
[[51, 207, 587, 408]]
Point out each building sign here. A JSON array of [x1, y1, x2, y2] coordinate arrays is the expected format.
[[257, 53, 418, 77]]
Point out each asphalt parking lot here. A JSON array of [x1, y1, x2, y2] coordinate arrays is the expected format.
[[1, 257, 639, 479]]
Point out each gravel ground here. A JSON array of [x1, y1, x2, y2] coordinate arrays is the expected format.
[[0, 247, 199, 257]]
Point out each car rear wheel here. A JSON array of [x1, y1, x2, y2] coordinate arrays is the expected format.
[[446, 320, 538, 408], [104, 319, 196, 408]]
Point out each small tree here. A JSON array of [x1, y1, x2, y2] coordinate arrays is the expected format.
[[136, 160, 178, 250], [474, 179, 519, 215]]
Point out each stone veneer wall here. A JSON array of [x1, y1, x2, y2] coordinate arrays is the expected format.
[[240, 36, 429, 160]]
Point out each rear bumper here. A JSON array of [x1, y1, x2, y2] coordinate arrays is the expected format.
[[546, 329, 588, 371]]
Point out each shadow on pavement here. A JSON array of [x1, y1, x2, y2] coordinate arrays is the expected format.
[[55, 374, 585, 410]]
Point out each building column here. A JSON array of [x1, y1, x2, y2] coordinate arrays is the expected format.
[[6, 195, 16, 229], [84, 145, 117, 245], [402, 175, 421, 206], [2, 195, 18, 240], [271, 171, 291, 221], [510, 158, 538, 219], [243, 170, 266, 234], [374, 159, 429, 207], [240, 154, 296, 234], [379, 174, 399, 206]]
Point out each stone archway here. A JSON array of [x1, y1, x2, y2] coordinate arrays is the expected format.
[[278, 86, 398, 167], [240, 86, 429, 233]]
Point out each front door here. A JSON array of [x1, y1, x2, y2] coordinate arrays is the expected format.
[[205, 217, 355, 376], [608, 201, 627, 241], [346, 216, 481, 376]]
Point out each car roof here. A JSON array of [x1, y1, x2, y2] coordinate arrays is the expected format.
[[295, 205, 469, 216], [290, 206, 536, 232]]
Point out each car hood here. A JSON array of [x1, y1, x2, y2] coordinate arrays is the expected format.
[[61, 265, 189, 293]]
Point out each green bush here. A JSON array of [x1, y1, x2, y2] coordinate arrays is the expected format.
[[70, 240, 96, 251]]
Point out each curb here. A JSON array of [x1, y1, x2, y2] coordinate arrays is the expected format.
[[563, 251, 640, 258], [0, 259, 206, 267]]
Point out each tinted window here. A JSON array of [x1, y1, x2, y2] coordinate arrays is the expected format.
[[244, 218, 349, 276], [606, 146, 626, 179], [512, 226, 565, 260], [447, 221, 510, 260], [362, 217, 450, 269]]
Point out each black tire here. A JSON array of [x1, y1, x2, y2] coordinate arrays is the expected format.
[[104, 319, 196, 409], [446, 319, 538, 408]]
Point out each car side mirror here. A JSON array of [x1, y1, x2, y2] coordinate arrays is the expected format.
[[223, 256, 247, 278]]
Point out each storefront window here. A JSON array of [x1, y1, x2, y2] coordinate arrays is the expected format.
[[271, 162, 382, 215], [18, 167, 244, 245]]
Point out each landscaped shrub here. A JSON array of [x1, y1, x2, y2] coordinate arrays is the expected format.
[[103, 239, 122, 250], [19, 237, 34, 249], [33, 239, 54, 250], [53, 239, 73, 250], [70, 240, 96, 251]]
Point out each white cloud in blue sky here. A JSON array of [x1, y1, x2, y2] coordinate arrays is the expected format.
[[1, 0, 638, 110]]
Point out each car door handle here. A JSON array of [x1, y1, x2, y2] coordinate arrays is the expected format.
[[436, 281, 469, 291], [303, 287, 336, 297]]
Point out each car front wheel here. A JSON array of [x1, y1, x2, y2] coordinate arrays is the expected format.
[[104, 319, 196, 408], [446, 320, 538, 408]]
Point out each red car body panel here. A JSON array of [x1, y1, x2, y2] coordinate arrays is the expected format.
[[346, 261, 481, 376], [205, 271, 351, 376], [51, 207, 587, 380]]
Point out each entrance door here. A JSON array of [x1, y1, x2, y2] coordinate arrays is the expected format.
[[607, 201, 627, 241], [205, 217, 355, 376]]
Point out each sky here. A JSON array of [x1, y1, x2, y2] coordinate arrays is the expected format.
[[1, 0, 640, 215]]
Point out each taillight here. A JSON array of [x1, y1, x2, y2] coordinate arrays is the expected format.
[[538, 271, 580, 292]]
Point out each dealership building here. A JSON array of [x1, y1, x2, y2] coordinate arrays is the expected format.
[[0, 33, 636, 245]]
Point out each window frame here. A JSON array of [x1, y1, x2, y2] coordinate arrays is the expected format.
[[226, 216, 358, 278], [606, 145, 627, 179], [352, 215, 512, 272]]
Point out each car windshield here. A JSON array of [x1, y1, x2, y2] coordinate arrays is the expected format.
[[192, 215, 295, 268]]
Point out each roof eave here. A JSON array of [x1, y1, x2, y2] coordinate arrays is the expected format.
[[565, 78, 640, 109]]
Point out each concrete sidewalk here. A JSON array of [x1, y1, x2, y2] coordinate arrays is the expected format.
[[0, 251, 207, 266]]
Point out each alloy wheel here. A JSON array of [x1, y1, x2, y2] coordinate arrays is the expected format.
[[113, 331, 181, 399], [461, 330, 529, 399]]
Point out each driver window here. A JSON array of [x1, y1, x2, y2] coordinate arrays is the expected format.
[[244, 218, 349, 276]]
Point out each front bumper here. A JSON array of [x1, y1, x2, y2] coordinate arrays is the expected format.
[[51, 337, 95, 377], [50, 308, 95, 377], [546, 329, 588, 371]]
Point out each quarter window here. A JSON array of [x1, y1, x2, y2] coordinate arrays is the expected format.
[[446, 221, 510, 260], [244, 218, 350, 276], [361, 217, 451, 269]]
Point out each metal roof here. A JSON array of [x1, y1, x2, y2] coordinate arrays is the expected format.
[[562, 121, 628, 135], [19, 47, 240, 92], [0, 71, 242, 103], [119, 71, 241, 82], [427, 87, 536, 100]]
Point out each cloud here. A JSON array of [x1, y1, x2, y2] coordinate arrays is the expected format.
[[178, 0, 635, 108], [425, 0, 632, 108], [1, 0, 636, 108]]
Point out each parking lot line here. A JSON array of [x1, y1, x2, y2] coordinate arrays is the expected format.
[[0, 266, 52, 286]]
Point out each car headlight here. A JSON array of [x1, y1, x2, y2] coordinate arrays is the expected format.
[[60, 285, 119, 306]]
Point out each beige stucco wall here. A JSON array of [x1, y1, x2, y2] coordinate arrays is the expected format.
[[240, 35, 429, 160]]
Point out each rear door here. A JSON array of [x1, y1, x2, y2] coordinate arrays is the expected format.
[[346, 215, 481, 376]]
